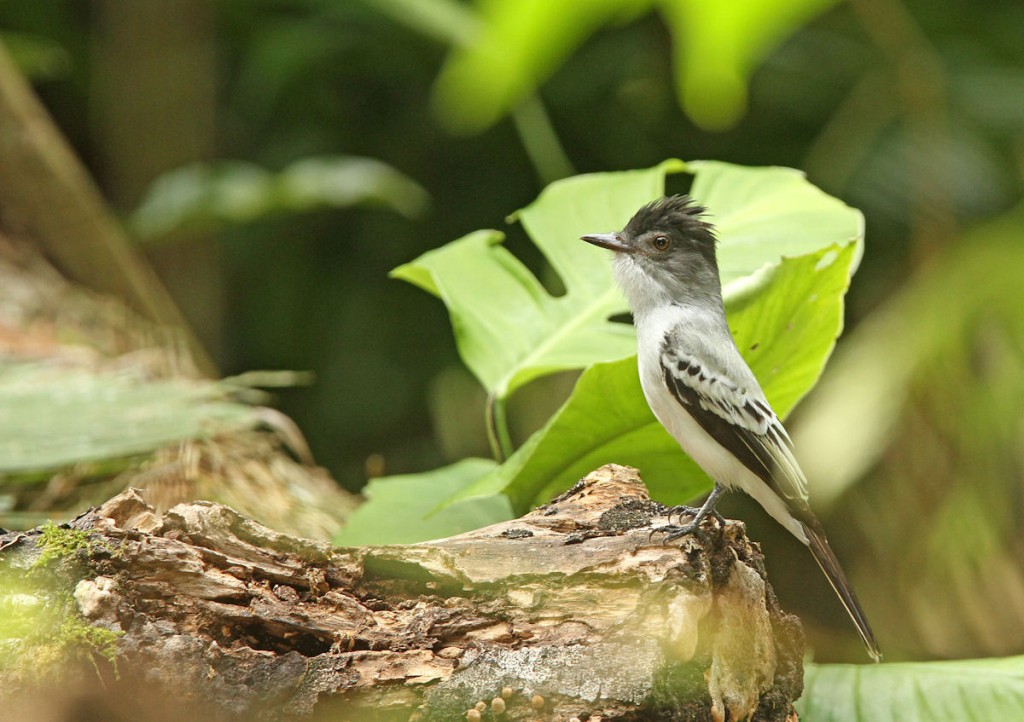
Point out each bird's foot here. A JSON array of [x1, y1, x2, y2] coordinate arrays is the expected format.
[[651, 503, 725, 543], [650, 520, 702, 542], [664, 504, 697, 526], [664, 504, 726, 527]]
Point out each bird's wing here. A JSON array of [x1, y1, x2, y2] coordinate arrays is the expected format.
[[659, 338, 810, 506]]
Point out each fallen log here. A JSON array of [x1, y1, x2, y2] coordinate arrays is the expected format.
[[0, 464, 803, 721]]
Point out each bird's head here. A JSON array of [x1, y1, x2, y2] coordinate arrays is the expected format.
[[581, 195, 720, 315]]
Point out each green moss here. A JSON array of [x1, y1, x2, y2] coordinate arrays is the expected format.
[[33, 520, 93, 568], [0, 593, 122, 682], [58, 614, 122, 669], [2, 530, 121, 682]]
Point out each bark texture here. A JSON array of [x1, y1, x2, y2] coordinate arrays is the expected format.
[[1, 464, 804, 722]]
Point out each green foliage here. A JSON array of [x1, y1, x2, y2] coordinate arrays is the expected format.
[[0, 362, 260, 477], [427, 0, 840, 132], [333, 458, 510, 545], [350, 159, 863, 534], [6, 0, 1024, 691], [131, 156, 428, 240], [800, 657, 1024, 721], [790, 204, 1024, 657], [659, 0, 842, 130], [391, 160, 682, 400], [393, 160, 859, 403], [687, 161, 863, 284], [432, 0, 648, 132], [796, 203, 1024, 507]]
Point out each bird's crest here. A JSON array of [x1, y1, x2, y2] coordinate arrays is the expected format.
[[625, 195, 717, 266], [625, 195, 715, 240]]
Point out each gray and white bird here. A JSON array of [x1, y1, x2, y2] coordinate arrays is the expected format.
[[582, 195, 880, 661]]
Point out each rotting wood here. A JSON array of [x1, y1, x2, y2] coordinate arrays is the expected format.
[[0, 464, 804, 722]]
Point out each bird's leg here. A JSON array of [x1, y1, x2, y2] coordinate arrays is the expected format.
[[656, 483, 727, 541]]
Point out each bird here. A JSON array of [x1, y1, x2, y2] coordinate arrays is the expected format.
[[581, 194, 881, 662]]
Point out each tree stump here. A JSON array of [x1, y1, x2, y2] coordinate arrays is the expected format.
[[0, 464, 803, 721]]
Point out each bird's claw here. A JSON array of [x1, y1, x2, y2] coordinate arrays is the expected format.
[[650, 506, 725, 543], [663, 504, 726, 528], [650, 521, 701, 542], [665, 504, 699, 526]]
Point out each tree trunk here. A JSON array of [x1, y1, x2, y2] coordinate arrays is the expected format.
[[1, 465, 803, 722]]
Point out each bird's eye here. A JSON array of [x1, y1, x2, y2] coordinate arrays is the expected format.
[[652, 235, 670, 251]]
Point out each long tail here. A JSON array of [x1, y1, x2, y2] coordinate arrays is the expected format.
[[801, 518, 882, 662]]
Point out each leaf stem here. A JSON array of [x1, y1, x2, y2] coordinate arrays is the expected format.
[[485, 393, 514, 463], [511, 95, 575, 185]]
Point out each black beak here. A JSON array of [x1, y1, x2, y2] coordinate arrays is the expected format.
[[581, 232, 633, 253]]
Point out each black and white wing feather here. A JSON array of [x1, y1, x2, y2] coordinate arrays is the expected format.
[[659, 340, 810, 510]]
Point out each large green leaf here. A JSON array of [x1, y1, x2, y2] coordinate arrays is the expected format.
[[799, 656, 1024, 721], [333, 458, 512, 545], [456, 242, 858, 511], [394, 161, 862, 404], [392, 159, 683, 398]]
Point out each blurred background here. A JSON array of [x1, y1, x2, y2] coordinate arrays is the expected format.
[[1, 0, 1022, 664]]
